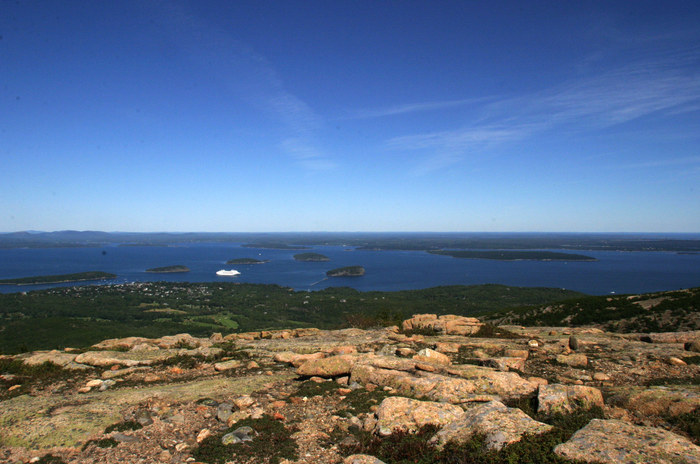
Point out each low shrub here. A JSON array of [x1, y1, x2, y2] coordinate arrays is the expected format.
[[192, 415, 298, 464]]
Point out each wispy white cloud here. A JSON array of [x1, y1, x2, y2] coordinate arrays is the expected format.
[[148, 1, 333, 172], [346, 97, 492, 120], [383, 44, 700, 174]]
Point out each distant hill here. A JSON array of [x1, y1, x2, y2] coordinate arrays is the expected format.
[[484, 287, 700, 333]]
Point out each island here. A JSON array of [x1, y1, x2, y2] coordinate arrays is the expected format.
[[226, 258, 270, 264], [145, 265, 190, 273], [0, 271, 117, 285], [243, 242, 309, 250], [294, 253, 330, 262], [326, 266, 365, 277], [428, 250, 597, 261]]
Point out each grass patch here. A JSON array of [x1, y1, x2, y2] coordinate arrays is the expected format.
[[33, 455, 67, 464], [472, 323, 525, 339], [293, 379, 340, 398], [192, 415, 298, 464], [81, 437, 118, 450], [0, 359, 79, 400], [337, 387, 392, 416], [105, 420, 143, 433]]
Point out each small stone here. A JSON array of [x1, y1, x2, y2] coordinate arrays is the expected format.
[[175, 443, 188, 452], [528, 340, 539, 348], [221, 432, 242, 445], [592, 372, 611, 381], [271, 400, 286, 409], [196, 429, 211, 443], [344, 453, 387, 464], [8, 384, 21, 392], [667, 356, 687, 366], [78, 386, 92, 393], [556, 353, 588, 367], [684, 340, 700, 352], [86, 379, 103, 388], [217, 403, 234, 422], [135, 410, 154, 427], [143, 373, 161, 382], [246, 361, 260, 369], [99, 379, 116, 391], [112, 432, 138, 443], [158, 450, 171, 462], [233, 395, 255, 410], [231, 426, 255, 441], [273, 412, 285, 421], [214, 360, 242, 371], [568, 336, 579, 351], [336, 376, 350, 385]]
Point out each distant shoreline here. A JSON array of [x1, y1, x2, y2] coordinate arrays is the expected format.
[[0, 271, 116, 285]]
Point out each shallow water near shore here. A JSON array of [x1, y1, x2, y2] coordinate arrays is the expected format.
[[1, 243, 699, 295]]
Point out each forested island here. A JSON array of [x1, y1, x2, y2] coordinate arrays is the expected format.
[[429, 250, 597, 261], [243, 242, 309, 250], [326, 266, 365, 277], [226, 258, 270, 264], [0, 271, 116, 285], [294, 252, 330, 262], [145, 265, 190, 273]]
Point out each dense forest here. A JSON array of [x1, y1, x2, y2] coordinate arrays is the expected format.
[[0, 282, 581, 354]]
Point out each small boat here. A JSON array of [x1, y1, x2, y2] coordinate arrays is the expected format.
[[216, 269, 240, 276]]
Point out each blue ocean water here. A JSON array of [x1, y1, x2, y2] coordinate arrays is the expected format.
[[0, 243, 699, 295]]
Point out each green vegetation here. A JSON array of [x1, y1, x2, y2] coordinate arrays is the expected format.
[[0, 359, 80, 400], [81, 437, 118, 450], [33, 455, 66, 464], [0, 271, 116, 285], [192, 415, 298, 464], [0, 282, 582, 354], [429, 250, 596, 261], [104, 420, 143, 433], [293, 252, 330, 262], [145, 265, 190, 273], [485, 287, 700, 333], [326, 265, 365, 277], [226, 258, 270, 264]]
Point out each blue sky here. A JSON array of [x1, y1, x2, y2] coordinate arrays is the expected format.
[[1, 1, 699, 232]]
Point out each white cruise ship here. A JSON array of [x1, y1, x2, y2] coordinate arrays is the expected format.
[[216, 269, 240, 276]]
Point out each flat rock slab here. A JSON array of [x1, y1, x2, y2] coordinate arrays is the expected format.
[[74, 349, 180, 367], [431, 400, 552, 450], [0, 373, 293, 450], [373, 396, 464, 436], [538, 384, 604, 415], [554, 419, 700, 464]]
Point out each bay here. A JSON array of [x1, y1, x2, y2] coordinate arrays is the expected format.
[[1, 243, 699, 295]]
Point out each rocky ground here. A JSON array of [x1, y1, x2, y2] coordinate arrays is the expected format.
[[1, 314, 699, 464]]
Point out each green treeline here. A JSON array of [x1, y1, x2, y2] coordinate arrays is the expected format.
[[0, 282, 582, 354]]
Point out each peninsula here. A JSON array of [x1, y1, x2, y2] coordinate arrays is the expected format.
[[429, 250, 596, 261], [0, 271, 116, 285], [226, 258, 270, 265], [326, 265, 365, 277], [294, 252, 330, 262], [145, 265, 190, 273]]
